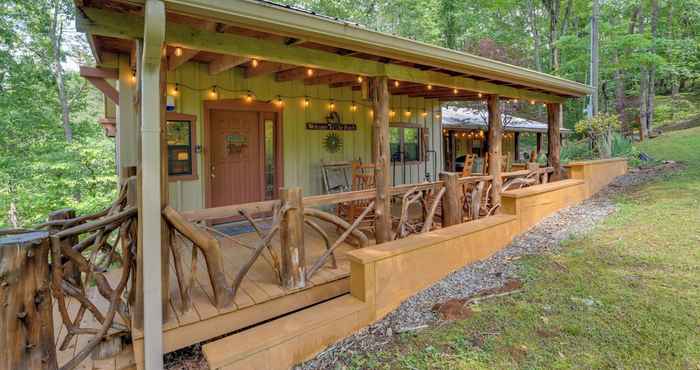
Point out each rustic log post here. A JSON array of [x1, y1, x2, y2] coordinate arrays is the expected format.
[[547, 103, 562, 180], [370, 76, 391, 244], [439, 172, 461, 226], [0, 232, 57, 370], [280, 187, 306, 290], [536, 132, 543, 159], [487, 95, 503, 209], [514, 132, 520, 161]]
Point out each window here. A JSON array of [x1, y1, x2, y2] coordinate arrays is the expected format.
[[390, 126, 423, 162], [166, 113, 197, 180], [264, 118, 275, 200]]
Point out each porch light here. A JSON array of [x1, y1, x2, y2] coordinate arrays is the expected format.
[[514, 99, 519, 103], [394, 80, 400, 88], [427, 84, 433, 90], [174, 47, 183, 57], [306, 68, 314, 77], [435, 113, 441, 119], [530, 100, 535, 105], [389, 110, 396, 117], [357, 76, 363, 83], [329, 100, 336, 111], [210, 85, 218, 99], [350, 102, 357, 112], [251, 58, 259, 68], [172, 83, 179, 96], [303, 96, 310, 108], [244, 90, 253, 103], [479, 130, 484, 137], [131, 69, 137, 83], [421, 109, 428, 117], [453, 88, 459, 94], [477, 92, 483, 98], [274, 95, 283, 107], [404, 110, 411, 117]]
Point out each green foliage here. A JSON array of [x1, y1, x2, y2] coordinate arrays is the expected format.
[[574, 113, 621, 158], [560, 139, 594, 163]]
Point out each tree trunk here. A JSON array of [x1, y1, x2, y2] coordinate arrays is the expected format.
[[0, 232, 57, 370], [613, 53, 627, 135], [527, 0, 542, 71], [487, 95, 503, 209], [544, 0, 561, 73], [590, 0, 600, 115], [646, 0, 659, 135], [370, 76, 391, 244], [638, 6, 649, 140], [50, 0, 72, 143], [280, 188, 306, 290], [547, 103, 562, 180]]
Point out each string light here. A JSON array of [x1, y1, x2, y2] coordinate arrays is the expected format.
[[394, 80, 400, 88], [350, 101, 357, 112], [131, 69, 137, 83], [435, 113, 441, 119], [174, 47, 183, 57], [530, 100, 535, 105], [357, 76, 363, 83], [209, 85, 218, 99], [251, 58, 259, 68], [329, 99, 336, 111], [477, 92, 483, 98], [404, 109, 411, 117], [427, 84, 433, 91], [172, 83, 179, 96], [513, 99, 519, 103], [453, 88, 459, 94], [274, 95, 283, 107], [421, 109, 428, 117], [244, 90, 253, 103], [303, 96, 310, 108], [306, 68, 314, 77], [389, 109, 396, 117]]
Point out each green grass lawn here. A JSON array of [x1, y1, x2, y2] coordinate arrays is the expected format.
[[348, 127, 700, 370]]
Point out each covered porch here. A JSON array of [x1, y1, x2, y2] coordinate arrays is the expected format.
[[30, 0, 592, 369]]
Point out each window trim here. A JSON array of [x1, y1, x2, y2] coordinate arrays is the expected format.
[[166, 112, 199, 182], [389, 122, 426, 164]]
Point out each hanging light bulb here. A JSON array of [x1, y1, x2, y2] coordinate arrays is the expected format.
[[172, 83, 179, 96], [131, 69, 137, 83], [274, 95, 283, 107], [369, 109, 374, 117], [174, 47, 183, 57], [427, 84, 433, 91], [251, 58, 259, 68], [404, 109, 411, 117], [210, 85, 218, 99], [394, 80, 400, 88], [477, 92, 483, 98], [479, 130, 484, 137], [530, 100, 535, 105], [357, 76, 363, 84], [329, 99, 336, 111], [350, 101, 357, 112], [306, 68, 314, 77], [389, 109, 396, 117], [435, 113, 441, 119], [513, 99, 519, 103], [244, 90, 253, 103], [453, 88, 459, 94], [421, 109, 428, 117], [303, 96, 310, 108]]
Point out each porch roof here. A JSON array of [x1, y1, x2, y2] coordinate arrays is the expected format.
[[76, 0, 591, 103], [441, 106, 571, 134]]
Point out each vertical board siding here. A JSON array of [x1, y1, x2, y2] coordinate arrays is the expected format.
[[161, 61, 442, 211]]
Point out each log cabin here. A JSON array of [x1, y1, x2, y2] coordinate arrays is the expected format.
[[0, 1, 636, 370]]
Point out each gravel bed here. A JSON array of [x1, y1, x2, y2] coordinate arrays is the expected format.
[[164, 162, 680, 370]]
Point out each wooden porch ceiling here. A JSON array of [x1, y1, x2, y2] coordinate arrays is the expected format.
[[76, 0, 575, 103]]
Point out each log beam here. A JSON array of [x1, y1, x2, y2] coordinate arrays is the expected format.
[[370, 76, 391, 244], [167, 47, 198, 71], [547, 103, 562, 180], [487, 95, 503, 209], [276, 67, 334, 82], [280, 188, 306, 290], [208, 54, 249, 75]]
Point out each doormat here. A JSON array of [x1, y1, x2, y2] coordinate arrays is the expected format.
[[214, 218, 274, 237]]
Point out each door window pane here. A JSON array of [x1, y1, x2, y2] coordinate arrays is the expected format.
[[166, 120, 193, 176], [264, 119, 275, 200], [389, 127, 401, 161], [404, 128, 419, 161]]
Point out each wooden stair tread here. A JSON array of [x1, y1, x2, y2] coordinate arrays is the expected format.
[[203, 294, 367, 369]]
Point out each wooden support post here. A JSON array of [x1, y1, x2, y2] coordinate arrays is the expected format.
[[439, 172, 461, 226], [487, 95, 503, 210], [547, 103, 562, 180], [48, 209, 81, 290], [370, 76, 391, 244], [514, 132, 520, 161], [139, 1, 165, 369], [280, 188, 306, 290], [0, 232, 57, 370], [536, 132, 543, 159]]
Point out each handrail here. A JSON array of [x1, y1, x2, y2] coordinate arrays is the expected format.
[[181, 199, 280, 222]]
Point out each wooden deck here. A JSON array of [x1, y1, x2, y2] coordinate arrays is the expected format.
[[55, 221, 356, 370]]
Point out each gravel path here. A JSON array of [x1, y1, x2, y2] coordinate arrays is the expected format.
[[164, 163, 679, 370]]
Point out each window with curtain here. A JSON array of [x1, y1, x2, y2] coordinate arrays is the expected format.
[[166, 118, 196, 179]]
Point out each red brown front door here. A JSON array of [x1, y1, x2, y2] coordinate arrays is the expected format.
[[209, 109, 264, 207]]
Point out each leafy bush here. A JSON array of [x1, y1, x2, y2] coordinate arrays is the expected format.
[[574, 113, 621, 158], [611, 133, 643, 167], [560, 139, 594, 163]]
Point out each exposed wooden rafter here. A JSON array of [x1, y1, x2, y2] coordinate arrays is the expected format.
[[167, 47, 199, 71], [79, 66, 119, 105], [245, 62, 295, 79], [209, 54, 249, 75], [276, 67, 333, 82], [304, 73, 357, 86]]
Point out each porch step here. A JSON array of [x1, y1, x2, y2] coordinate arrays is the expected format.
[[202, 294, 371, 370]]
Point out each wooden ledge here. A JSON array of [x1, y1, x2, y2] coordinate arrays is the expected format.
[[346, 214, 517, 265], [501, 179, 584, 199], [564, 158, 627, 167]]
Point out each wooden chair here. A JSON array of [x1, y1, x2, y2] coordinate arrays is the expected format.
[[336, 162, 376, 231], [460, 154, 477, 177], [320, 160, 352, 194]]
